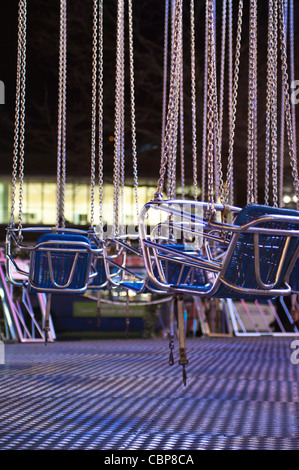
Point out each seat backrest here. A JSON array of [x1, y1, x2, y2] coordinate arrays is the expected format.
[[31, 233, 92, 291], [89, 255, 107, 288], [154, 243, 209, 287], [289, 258, 299, 293], [215, 204, 299, 299]]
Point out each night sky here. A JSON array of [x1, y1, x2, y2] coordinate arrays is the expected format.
[[0, 1, 298, 208]]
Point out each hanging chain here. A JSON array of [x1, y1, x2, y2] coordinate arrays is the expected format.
[[11, 0, 27, 234], [113, 0, 124, 235], [90, 0, 98, 229], [278, 0, 299, 208], [155, 0, 183, 199], [289, 0, 297, 164], [56, 0, 67, 228], [201, 0, 209, 202], [161, 0, 169, 174], [206, 0, 219, 210], [119, 33, 125, 235], [279, 0, 288, 207], [271, 0, 279, 206], [179, 36, 185, 199], [227, 0, 234, 203], [97, 0, 104, 239], [18, 0, 27, 235], [265, 0, 273, 205], [128, 0, 139, 223], [167, 1, 181, 200], [218, 0, 227, 151], [265, 0, 279, 206], [247, 0, 258, 205], [221, 0, 243, 205], [190, 0, 198, 201]]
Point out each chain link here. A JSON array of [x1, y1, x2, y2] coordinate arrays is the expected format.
[[190, 0, 197, 201], [278, 0, 299, 208], [278, 0, 288, 207], [179, 38, 185, 199], [289, 0, 297, 164], [221, 0, 243, 205], [247, 0, 258, 205], [97, 0, 104, 239], [113, 0, 124, 235], [11, 0, 27, 234], [128, 0, 139, 222], [218, 0, 227, 151], [265, 0, 273, 205], [201, 0, 209, 202], [206, 0, 220, 209], [155, 0, 183, 198], [56, 0, 67, 228], [90, 0, 98, 229], [271, 0, 278, 206]]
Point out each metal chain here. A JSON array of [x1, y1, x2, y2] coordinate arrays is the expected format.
[[271, 0, 279, 206], [18, 0, 27, 234], [155, 0, 183, 198], [190, 0, 198, 201], [227, 0, 234, 203], [119, 33, 125, 235], [90, 0, 98, 229], [56, 0, 67, 228], [206, 0, 219, 209], [11, 0, 27, 233], [167, 1, 180, 200], [128, 0, 139, 223], [247, 0, 258, 205], [113, 0, 124, 235], [179, 38, 185, 199], [278, 0, 299, 207], [279, 0, 288, 207], [161, 0, 169, 172], [172, 4, 182, 200], [265, 0, 273, 205], [221, 0, 243, 205], [218, 0, 227, 151], [97, 0, 104, 239], [201, 0, 209, 202], [289, 0, 297, 163]]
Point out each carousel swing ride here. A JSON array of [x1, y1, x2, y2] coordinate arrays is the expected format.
[[4, 0, 299, 385]]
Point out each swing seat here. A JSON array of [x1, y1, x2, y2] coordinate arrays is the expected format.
[[153, 243, 210, 289], [289, 258, 299, 293], [102, 236, 167, 295], [88, 254, 108, 289], [209, 204, 299, 299], [140, 201, 299, 299], [29, 232, 94, 293], [120, 280, 149, 292]]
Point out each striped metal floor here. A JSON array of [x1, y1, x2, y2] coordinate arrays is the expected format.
[[1, 336, 299, 450]]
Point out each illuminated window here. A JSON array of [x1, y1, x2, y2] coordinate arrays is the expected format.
[[0, 182, 9, 224], [1, 178, 158, 227]]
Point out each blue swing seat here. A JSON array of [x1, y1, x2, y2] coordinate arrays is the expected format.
[[214, 204, 299, 299], [29, 232, 94, 293], [141, 202, 299, 299], [289, 258, 299, 293], [88, 254, 108, 289], [153, 243, 210, 290]]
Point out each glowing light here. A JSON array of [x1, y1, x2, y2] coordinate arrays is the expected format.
[[283, 195, 291, 204]]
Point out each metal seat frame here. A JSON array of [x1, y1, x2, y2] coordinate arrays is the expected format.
[[139, 199, 299, 299], [5, 227, 101, 295]]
